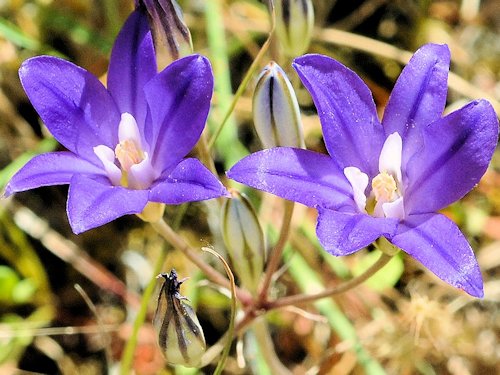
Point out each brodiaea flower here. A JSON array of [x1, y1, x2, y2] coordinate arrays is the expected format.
[[228, 44, 499, 297], [5, 9, 228, 234]]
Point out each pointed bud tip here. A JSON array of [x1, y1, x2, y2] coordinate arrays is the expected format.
[[253, 61, 304, 149]]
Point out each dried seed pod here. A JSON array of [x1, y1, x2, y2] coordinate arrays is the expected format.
[[153, 270, 205, 367], [275, 0, 314, 57], [253, 61, 304, 149], [136, 0, 193, 64]]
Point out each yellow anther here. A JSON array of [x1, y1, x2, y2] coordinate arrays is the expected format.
[[115, 139, 143, 171], [372, 172, 397, 203]]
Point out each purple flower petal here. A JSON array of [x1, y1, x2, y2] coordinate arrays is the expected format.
[[108, 9, 156, 128], [228, 147, 354, 210], [382, 44, 450, 162], [149, 158, 228, 204], [19, 56, 120, 162], [4, 152, 104, 196], [405, 100, 499, 214], [293, 54, 384, 176], [392, 213, 483, 297], [316, 208, 399, 255], [67, 175, 149, 234], [144, 55, 213, 171]]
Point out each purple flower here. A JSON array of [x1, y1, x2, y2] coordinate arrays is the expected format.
[[228, 44, 499, 297], [5, 9, 228, 234]]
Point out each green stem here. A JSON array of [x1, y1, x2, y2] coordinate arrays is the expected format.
[[119, 240, 168, 375], [252, 318, 291, 375], [202, 247, 236, 375], [207, 0, 276, 153], [267, 252, 392, 310], [281, 247, 387, 375], [258, 200, 294, 303], [195, 130, 218, 177], [204, 0, 247, 167], [234, 251, 393, 337]]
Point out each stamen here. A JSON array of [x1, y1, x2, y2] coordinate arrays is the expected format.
[[372, 172, 397, 203], [94, 113, 157, 190], [115, 139, 143, 171], [344, 132, 404, 219]]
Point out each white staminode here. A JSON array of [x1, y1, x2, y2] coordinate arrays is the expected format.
[[343, 132, 405, 219], [94, 144, 121, 186], [94, 113, 158, 190], [378, 132, 402, 185], [344, 166, 369, 213]]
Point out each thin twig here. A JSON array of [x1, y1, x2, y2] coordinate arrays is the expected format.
[[207, 3, 276, 150], [151, 218, 253, 305], [233, 253, 393, 335], [119, 237, 169, 375], [267, 253, 393, 310], [202, 247, 236, 375], [317, 27, 500, 114], [9, 204, 140, 308], [74, 284, 112, 368]]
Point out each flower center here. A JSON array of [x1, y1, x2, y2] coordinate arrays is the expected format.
[[343, 132, 405, 219], [372, 172, 397, 203], [94, 113, 158, 190], [115, 139, 144, 172]]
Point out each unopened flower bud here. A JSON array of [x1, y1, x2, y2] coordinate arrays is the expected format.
[[274, 0, 314, 57], [221, 190, 266, 292], [153, 270, 205, 367], [136, 0, 193, 65], [253, 61, 304, 149]]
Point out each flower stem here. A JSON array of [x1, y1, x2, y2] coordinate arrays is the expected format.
[[202, 247, 236, 375], [207, 2, 276, 151], [204, 0, 247, 167], [251, 318, 291, 375], [196, 130, 218, 177], [258, 200, 294, 303], [150, 218, 253, 305], [119, 238, 168, 375], [266, 252, 393, 311]]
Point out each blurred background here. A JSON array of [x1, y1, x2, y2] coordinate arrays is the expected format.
[[0, 0, 499, 374]]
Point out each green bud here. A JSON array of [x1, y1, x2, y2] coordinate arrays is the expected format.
[[153, 270, 206, 367], [253, 61, 304, 149], [136, 0, 193, 65], [275, 0, 314, 57], [221, 190, 266, 292]]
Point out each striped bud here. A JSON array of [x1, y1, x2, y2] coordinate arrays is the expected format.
[[136, 0, 193, 64], [221, 190, 266, 292], [275, 0, 314, 57], [253, 61, 304, 149], [153, 270, 206, 367]]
